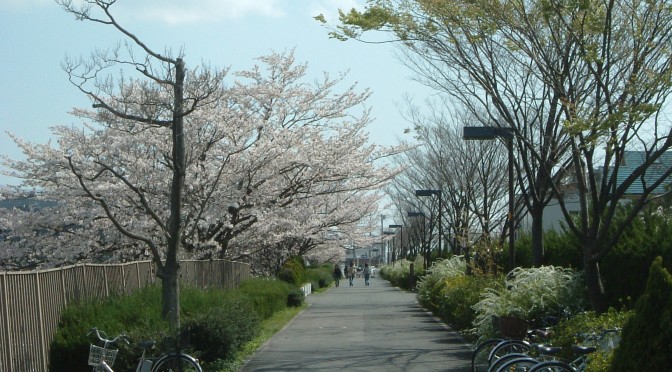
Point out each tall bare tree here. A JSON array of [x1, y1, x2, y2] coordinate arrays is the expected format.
[[388, 104, 510, 269], [56, 0, 225, 327]]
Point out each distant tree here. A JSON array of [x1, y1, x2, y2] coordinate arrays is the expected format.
[[322, 0, 672, 312], [318, 0, 575, 269], [387, 105, 510, 270]]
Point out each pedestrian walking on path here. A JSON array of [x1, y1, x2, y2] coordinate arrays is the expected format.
[[346, 262, 355, 286], [332, 264, 343, 287], [363, 263, 371, 286], [240, 275, 472, 371]]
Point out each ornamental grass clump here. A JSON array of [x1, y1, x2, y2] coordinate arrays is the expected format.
[[472, 266, 587, 339]]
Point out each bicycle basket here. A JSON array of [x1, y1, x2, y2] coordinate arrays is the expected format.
[[88, 344, 119, 367], [498, 316, 529, 340]]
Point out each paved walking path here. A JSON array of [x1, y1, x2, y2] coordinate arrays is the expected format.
[[240, 275, 472, 371]]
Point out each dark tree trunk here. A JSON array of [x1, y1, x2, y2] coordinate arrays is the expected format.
[[530, 203, 544, 267], [584, 250, 609, 314], [163, 58, 186, 328]]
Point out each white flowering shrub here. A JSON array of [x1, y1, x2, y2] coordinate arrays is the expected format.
[[472, 266, 587, 338]]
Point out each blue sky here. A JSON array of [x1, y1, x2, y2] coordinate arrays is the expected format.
[[0, 0, 432, 186]]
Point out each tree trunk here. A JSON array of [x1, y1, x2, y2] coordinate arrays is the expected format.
[[162, 58, 186, 329], [161, 258, 180, 326], [530, 203, 544, 267], [584, 253, 609, 314]]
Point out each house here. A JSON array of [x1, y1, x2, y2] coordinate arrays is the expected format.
[[520, 151, 672, 233]]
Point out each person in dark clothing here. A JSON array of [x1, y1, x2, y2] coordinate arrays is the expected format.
[[333, 264, 343, 287], [363, 263, 371, 286]]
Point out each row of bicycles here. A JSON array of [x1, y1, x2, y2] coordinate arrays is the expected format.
[[471, 316, 621, 372]]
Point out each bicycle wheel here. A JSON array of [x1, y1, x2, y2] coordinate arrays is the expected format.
[[488, 340, 532, 366], [472, 338, 504, 372], [528, 360, 574, 372], [495, 356, 539, 372], [489, 353, 532, 372], [151, 353, 203, 372]]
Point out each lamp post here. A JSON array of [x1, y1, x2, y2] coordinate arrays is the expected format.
[[416, 189, 442, 259], [408, 211, 428, 269], [389, 224, 403, 261], [383, 230, 395, 264], [380, 215, 386, 266], [463, 126, 515, 270]]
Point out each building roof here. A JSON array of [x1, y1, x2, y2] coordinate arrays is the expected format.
[[618, 151, 672, 196]]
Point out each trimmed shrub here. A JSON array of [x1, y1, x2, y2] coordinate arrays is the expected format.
[[278, 255, 307, 286], [49, 286, 168, 372], [287, 287, 305, 307], [305, 264, 333, 290], [237, 278, 294, 320], [49, 279, 291, 371], [610, 257, 672, 371], [185, 295, 260, 363]]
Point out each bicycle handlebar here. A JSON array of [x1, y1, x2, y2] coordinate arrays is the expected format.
[[88, 327, 130, 346]]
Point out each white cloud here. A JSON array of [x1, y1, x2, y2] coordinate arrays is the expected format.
[[128, 0, 287, 24], [1, 0, 51, 9]]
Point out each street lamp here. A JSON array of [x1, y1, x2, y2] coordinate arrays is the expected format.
[[383, 230, 396, 264], [416, 189, 442, 258], [408, 211, 428, 269], [389, 224, 403, 261], [380, 215, 386, 267], [463, 126, 516, 270]]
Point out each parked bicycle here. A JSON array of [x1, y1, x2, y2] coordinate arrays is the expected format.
[[495, 328, 621, 372], [87, 328, 203, 372], [472, 315, 558, 372]]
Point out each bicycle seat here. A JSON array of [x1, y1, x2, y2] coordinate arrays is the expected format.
[[534, 328, 553, 339], [138, 340, 156, 350], [572, 345, 597, 355], [536, 345, 562, 355]]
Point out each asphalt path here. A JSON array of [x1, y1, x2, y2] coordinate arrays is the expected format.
[[239, 275, 472, 371]]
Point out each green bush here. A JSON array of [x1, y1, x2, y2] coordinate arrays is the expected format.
[[287, 287, 305, 307], [238, 278, 295, 320], [514, 229, 583, 269], [417, 259, 461, 314], [305, 264, 333, 290], [610, 256, 672, 371], [278, 255, 307, 285], [49, 286, 168, 372], [49, 278, 293, 371], [276, 267, 298, 285], [549, 309, 632, 371], [600, 210, 672, 308], [380, 257, 423, 290], [185, 295, 260, 363], [438, 274, 497, 332]]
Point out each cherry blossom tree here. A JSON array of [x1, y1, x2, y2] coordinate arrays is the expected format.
[[0, 0, 402, 331], [1, 2, 401, 305]]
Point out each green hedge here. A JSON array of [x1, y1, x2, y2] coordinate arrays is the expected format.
[[610, 257, 672, 371], [49, 277, 299, 371], [548, 309, 632, 372]]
